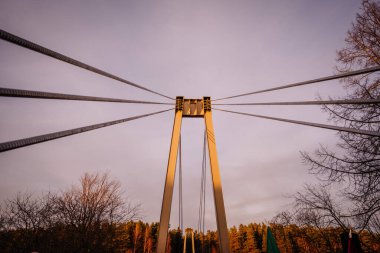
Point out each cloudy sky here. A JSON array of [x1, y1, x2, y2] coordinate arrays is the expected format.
[[0, 0, 362, 229]]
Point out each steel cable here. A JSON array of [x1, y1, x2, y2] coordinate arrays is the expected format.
[[198, 130, 207, 236], [178, 135, 183, 234], [0, 29, 173, 100], [213, 98, 380, 106], [213, 65, 380, 101], [214, 108, 380, 137], [0, 87, 174, 105], [202, 133, 206, 236], [0, 108, 172, 153]]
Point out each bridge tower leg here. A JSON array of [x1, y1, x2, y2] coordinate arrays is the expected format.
[[203, 97, 230, 253], [157, 97, 183, 253]]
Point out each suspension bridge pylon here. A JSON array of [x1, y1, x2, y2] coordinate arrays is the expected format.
[[157, 96, 230, 253]]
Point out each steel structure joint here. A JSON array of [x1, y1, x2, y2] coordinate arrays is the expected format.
[[176, 96, 184, 111], [203, 96, 212, 111]]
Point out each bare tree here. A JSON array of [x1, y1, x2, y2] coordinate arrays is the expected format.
[[294, 185, 351, 230], [299, 0, 380, 234], [1, 192, 57, 251], [0, 172, 141, 252], [0, 206, 5, 231], [56, 172, 141, 251], [271, 211, 293, 226]]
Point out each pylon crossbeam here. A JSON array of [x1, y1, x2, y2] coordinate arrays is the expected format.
[[183, 98, 204, 117]]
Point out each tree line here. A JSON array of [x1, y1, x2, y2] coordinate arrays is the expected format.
[[1, 208, 380, 253], [0, 169, 378, 252]]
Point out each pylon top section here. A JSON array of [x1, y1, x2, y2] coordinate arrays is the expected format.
[[175, 96, 211, 118]]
